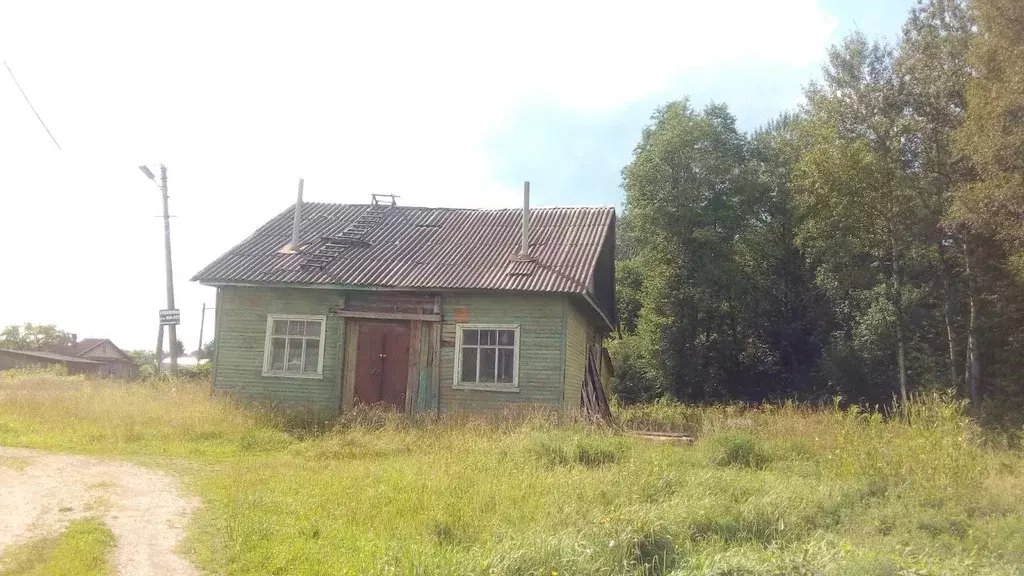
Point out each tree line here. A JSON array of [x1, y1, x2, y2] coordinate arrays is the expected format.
[[612, 0, 1024, 427]]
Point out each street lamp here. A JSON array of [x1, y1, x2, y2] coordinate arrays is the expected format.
[[141, 164, 178, 376]]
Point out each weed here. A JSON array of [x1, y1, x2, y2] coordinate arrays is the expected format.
[[0, 518, 114, 576], [710, 432, 772, 469], [1, 371, 1023, 575]]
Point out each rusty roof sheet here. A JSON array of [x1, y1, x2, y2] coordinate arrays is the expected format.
[[192, 203, 615, 310]]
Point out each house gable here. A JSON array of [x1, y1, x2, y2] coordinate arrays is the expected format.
[[78, 340, 131, 361]]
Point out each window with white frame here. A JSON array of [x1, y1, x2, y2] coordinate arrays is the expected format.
[[262, 315, 326, 377], [453, 324, 519, 391]]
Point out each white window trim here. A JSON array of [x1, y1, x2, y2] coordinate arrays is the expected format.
[[452, 323, 520, 392], [262, 314, 327, 379]]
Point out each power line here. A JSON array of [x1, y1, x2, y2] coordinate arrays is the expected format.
[[3, 60, 62, 151]]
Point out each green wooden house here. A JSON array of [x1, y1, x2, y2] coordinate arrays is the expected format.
[[192, 188, 615, 414]]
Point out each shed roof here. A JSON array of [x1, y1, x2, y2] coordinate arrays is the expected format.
[[48, 338, 130, 360], [192, 203, 616, 324], [0, 349, 103, 364]]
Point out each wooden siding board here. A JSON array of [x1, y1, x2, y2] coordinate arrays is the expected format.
[[438, 294, 568, 412], [563, 303, 588, 411], [406, 320, 421, 413], [415, 323, 436, 412], [214, 286, 345, 412], [341, 319, 359, 411]]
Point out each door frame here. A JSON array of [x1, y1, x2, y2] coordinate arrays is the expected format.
[[341, 317, 432, 414]]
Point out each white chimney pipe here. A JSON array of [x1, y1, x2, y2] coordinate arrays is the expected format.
[[291, 178, 304, 249], [520, 181, 531, 258]]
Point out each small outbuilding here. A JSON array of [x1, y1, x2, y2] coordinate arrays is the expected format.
[[192, 191, 615, 415], [47, 338, 137, 379], [0, 348, 104, 375]]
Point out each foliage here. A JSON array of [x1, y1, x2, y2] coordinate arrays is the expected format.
[[0, 323, 75, 352], [0, 518, 115, 576], [953, 0, 1024, 279], [0, 372, 1022, 575], [613, 0, 1024, 422], [126, 349, 156, 370], [167, 339, 186, 359], [200, 339, 215, 361]]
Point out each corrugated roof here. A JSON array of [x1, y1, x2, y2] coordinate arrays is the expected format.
[[192, 203, 616, 320], [47, 338, 129, 361], [50, 338, 104, 357], [0, 349, 103, 364]]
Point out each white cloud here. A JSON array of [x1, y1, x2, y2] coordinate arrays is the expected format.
[[0, 0, 836, 349]]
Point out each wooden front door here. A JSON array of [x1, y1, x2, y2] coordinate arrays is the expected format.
[[354, 321, 411, 410]]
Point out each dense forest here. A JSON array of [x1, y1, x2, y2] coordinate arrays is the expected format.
[[611, 0, 1024, 428]]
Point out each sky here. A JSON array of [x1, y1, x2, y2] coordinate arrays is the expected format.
[[0, 0, 916, 352]]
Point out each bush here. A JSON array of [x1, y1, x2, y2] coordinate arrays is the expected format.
[[530, 434, 627, 467], [710, 431, 772, 469]]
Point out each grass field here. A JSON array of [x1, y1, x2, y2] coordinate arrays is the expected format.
[[0, 518, 114, 576], [0, 370, 1022, 575]]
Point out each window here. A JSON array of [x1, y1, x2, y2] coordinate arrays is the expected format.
[[262, 315, 326, 378], [453, 324, 519, 391]]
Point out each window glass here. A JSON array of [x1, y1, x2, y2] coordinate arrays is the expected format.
[[270, 339, 286, 371], [479, 347, 497, 382], [265, 316, 324, 376], [461, 347, 478, 382], [497, 348, 515, 383], [303, 339, 320, 372], [456, 325, 517, 388], [286, 338, 303, 370]]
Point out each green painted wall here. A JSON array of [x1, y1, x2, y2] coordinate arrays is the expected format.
[[563, 303, 589, 411], [212, 286, 602, 414], [438, 294, 568, 412], [214, 286, 344, 412]]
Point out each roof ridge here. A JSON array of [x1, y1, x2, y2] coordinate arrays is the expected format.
[[295, 202, 615, 211]]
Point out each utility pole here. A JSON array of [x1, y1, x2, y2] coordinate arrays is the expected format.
[[160, 165, 178, 375], [155, 323, 164, 376], [197, 302, 206, 359]]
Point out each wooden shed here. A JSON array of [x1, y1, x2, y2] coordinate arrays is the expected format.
[[192, 193, 615, 415], [0, 349, 104, 375]]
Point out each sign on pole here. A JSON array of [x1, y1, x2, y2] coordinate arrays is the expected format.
[[159, 309, 180, 326]]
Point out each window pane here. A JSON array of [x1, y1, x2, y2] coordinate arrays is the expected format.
[[480, 330, 497, 346], [497, 348, 515, 383], [288, 321, 304, 336], [479, 347, 496, 382], [303, 339, 320, 372], [304, 321, 321, 337], [286, 338, 303, 370], [270, 338, 286, 370], [273, 320, 288, 335], [498, 330, 515, 346], [461, 347, 478, 382], [462, 329, 478, 345]]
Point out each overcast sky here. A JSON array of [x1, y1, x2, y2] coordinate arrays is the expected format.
[[0, 0, 914, 352]]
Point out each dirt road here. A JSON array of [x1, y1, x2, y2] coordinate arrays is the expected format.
[[0, 446, 199, 575]]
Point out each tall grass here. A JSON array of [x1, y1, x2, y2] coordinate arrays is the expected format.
[[1, 371, 1022, 575], [0, 518, 114, 576]]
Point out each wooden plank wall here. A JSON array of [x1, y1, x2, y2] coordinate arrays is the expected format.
[[214, 286, 345, 412], [563, 302, 589, 411], [214, 287, 596, 415], [438, 293, 568, 412]]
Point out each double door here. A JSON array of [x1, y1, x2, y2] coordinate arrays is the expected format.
[[354, 321, 410, 410]]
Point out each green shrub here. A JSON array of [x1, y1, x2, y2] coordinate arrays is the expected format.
[[709, 432, 772, 469], [530, 434, 626, 467]]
